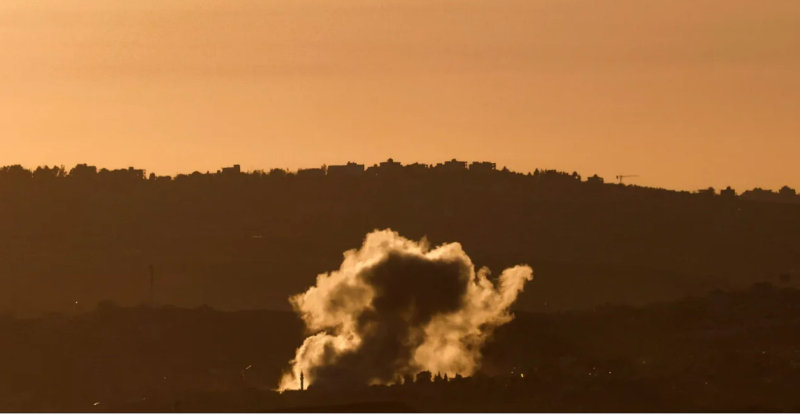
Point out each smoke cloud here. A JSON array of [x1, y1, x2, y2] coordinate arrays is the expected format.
[[279, 229, 533, 391]]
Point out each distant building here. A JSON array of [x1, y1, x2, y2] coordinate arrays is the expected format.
[[720, 186, 736, 198], [221, 165, 241, 175], [405, 163, 429, 175], [149, 173, 172, 182], [365, 165, 380, 176], [327, 162, 365, 177], [127, 167, 146, 180], [98, 167, 145, 182], [437, 159, 467, 172], [469, 161, 496, 173], [297, 168, 325, 178], [587, 174, 604, 185], [445, 159, 467, 170], [697, 187, 716, 196], [740, 188, 777, 202], [378, 158, 404, 175]]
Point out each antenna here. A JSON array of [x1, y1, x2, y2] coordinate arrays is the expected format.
[[615, 174, 639, 185]]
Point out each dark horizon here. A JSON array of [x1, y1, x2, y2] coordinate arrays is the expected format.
[[2, 159, 799, 197]]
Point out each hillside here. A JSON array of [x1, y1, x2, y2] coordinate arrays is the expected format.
[[1, 162, 799, 315]]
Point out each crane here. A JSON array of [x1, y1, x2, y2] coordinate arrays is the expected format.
[[616, 175, 639, 185]]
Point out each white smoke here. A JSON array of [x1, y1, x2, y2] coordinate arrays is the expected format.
[[279, 229, 533, 391]]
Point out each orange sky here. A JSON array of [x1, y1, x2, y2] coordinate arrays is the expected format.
[[1, 0, 798, 191]]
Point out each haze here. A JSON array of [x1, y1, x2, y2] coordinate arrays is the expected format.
[[1, 0, 798, 191]]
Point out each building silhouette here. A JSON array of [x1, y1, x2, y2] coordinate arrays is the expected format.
[[327, 162, 364, 177]]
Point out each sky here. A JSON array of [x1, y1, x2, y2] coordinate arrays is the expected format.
[[1, 0, 798, 191]]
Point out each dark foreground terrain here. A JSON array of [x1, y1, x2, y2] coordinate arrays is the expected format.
[[2, 283, 800, 412]]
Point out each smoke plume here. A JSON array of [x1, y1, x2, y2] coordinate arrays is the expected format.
[[279, 229, 533, 391]]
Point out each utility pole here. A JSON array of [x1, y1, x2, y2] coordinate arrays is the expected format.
[[149, 265, 155, 307], [300, 371, 304, 391]]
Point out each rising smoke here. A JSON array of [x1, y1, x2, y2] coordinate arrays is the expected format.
[[279, 229, 533, 391]]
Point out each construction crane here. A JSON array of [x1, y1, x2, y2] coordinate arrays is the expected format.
[[616, 175, 639, 185]]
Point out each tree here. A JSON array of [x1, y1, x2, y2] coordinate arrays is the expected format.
[[0, 165, 32, 181], [268, 168, 287, 178], [415, 371, 432, 384], [68, 164, 98, 180], [33, 165, 66, 180], [779, 186, 797, 198]]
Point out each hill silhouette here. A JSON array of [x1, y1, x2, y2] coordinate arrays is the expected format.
[[1, 160, 799, 316]]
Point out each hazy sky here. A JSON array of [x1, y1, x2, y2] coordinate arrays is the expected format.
[[2, 0, 798, 191]]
